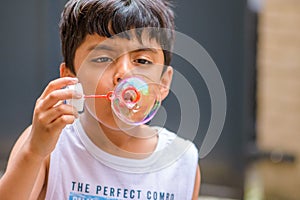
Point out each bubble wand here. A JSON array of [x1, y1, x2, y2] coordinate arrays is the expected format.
[[84, 87, 141, 104]]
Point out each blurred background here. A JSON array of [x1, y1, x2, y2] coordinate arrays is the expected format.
[[0, 0, 300, 199]]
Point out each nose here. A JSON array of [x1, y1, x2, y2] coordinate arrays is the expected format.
[[113, 55, 133, 85]]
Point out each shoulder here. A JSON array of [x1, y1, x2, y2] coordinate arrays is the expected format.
[[154, 126, 198, 153], [152, 127, 200, 197], [153, 126, 199, 166]]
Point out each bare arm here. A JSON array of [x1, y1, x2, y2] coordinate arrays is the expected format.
[[1, 126, 48, 200], [192, 165, 201, 200], [0, 77, 80, 200]]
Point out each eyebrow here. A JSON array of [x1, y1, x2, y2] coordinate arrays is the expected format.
[[88, 44, 114, 52], [88, 44, 158, 54], [132, 48, 158, 54]]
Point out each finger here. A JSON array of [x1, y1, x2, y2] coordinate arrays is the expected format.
[[53, 100, 65, 108], [38, 104, 78, 125], [41, 88, 82, 110], [49, 115, 77, 133], [40, 77, 78, 99]]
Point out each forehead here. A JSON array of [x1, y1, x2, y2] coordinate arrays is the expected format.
[[80, 33, 162, 52]]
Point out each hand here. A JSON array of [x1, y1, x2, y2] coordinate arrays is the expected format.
[[26, 77, 81, 158]]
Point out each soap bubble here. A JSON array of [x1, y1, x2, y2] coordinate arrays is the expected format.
[[111, 75, 161, 126]]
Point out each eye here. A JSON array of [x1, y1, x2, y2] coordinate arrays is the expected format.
[[91, 57, 113, 63], [134, 58, 153, 65]]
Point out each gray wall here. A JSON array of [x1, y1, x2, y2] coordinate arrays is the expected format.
[[0, 0, 66, 170]]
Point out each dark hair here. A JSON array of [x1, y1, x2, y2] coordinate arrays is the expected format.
[[59, 0, 175, 74]]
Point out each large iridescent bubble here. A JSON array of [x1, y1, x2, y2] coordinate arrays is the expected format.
[[111, 75, 161, 126]]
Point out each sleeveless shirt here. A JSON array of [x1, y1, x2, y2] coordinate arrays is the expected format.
[[45, 119, 198, 200]]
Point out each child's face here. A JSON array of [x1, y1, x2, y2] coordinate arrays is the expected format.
[[70, 33, 171, 128]]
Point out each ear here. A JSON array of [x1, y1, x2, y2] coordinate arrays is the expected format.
[[160, 66, 173, 100], [60, 62, 76, 77]]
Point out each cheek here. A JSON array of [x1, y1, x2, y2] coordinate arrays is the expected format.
[[77, 63, 113, 95], [83, 75, 115, 122], [135, 67, 163, 83], [95, 72, 114, 94], [84, 72, 114, 114], [147, 67, 164, 83]]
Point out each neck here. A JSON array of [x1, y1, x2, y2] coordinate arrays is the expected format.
[[79, 110, 158, 158]]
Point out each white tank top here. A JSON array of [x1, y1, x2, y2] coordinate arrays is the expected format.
[[45, 119, 198, 200]]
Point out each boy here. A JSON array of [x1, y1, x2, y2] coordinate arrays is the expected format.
[[0, 0, 200, 199]]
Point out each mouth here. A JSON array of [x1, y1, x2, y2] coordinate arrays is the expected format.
[[122, 87, 141, 102]]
